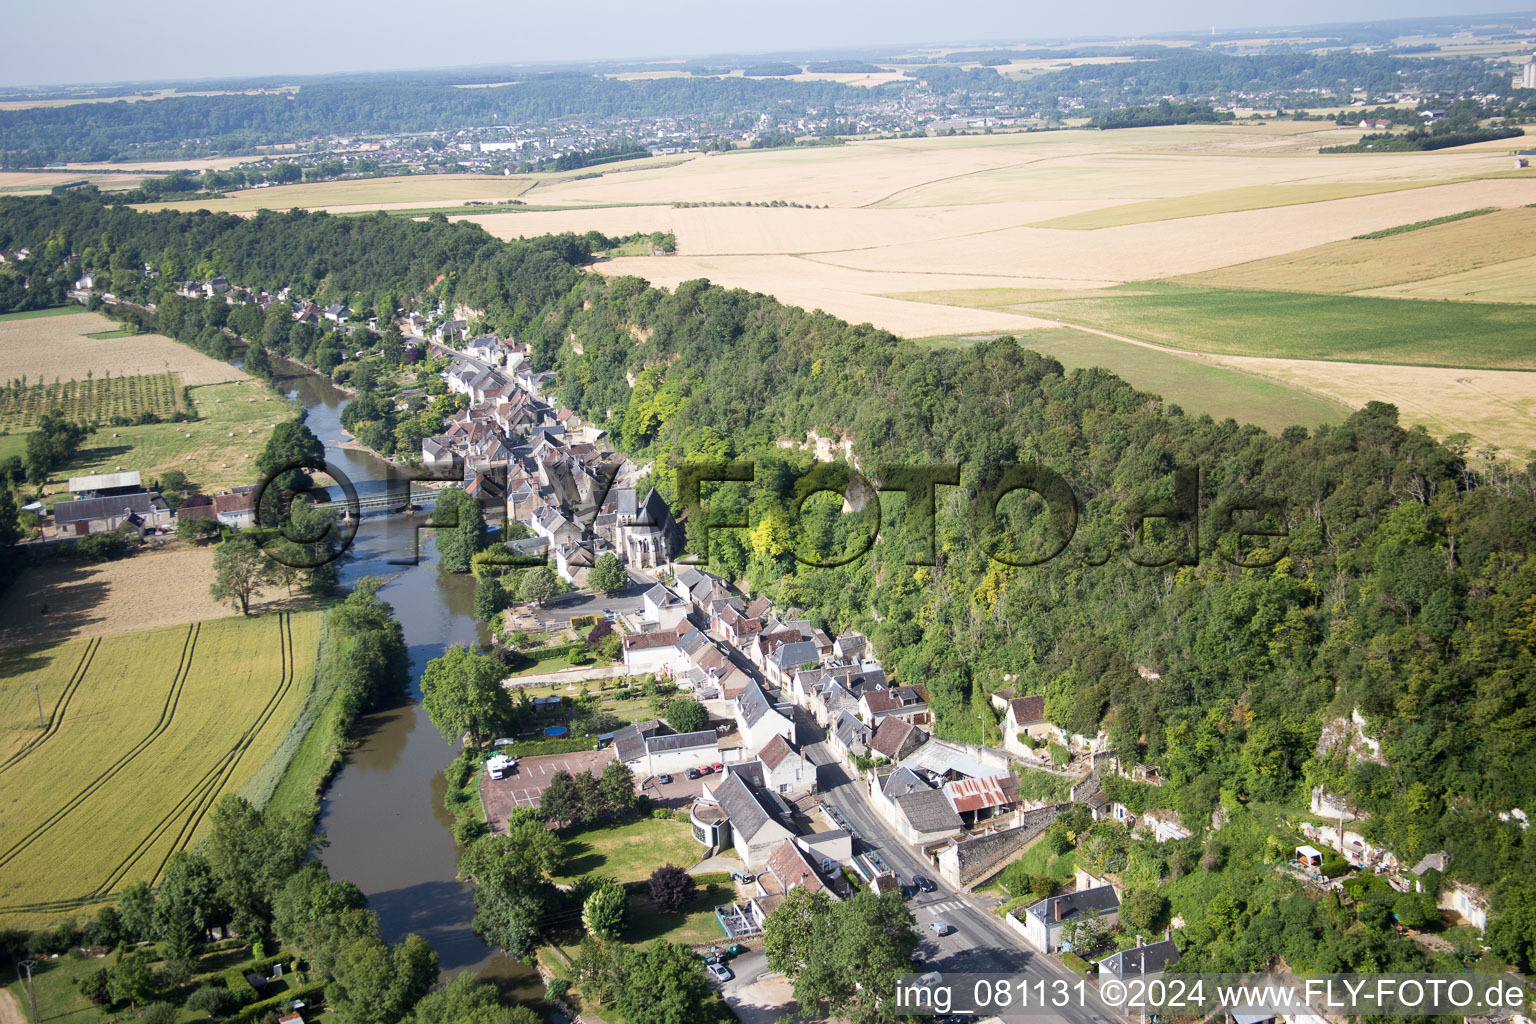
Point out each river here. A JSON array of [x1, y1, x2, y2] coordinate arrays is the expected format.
[[279, 367, 542, 993]]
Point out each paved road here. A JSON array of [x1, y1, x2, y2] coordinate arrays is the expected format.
[[804, 726, 1121, 1024]]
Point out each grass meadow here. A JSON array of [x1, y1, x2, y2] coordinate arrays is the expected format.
[[0, 611, 321, 928], [555, 816, 702, 884]]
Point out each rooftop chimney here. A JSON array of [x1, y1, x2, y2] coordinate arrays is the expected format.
[[1137, 934, 1144, 948], [1054, 900, 1063, 922]]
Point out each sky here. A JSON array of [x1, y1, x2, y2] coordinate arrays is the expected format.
[[4, 0, 1534, 88]]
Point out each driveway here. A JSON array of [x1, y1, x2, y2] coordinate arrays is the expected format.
[[715, 951, 806, 1024], [480, 748, 616, 832]]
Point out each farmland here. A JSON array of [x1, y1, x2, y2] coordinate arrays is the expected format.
[[997, 284, 1536, 368], [0, 543, 302, 648], [1174, 206, 1536, 297], [0, 370, 186, 430], [0, 308, 246, 386], [79, 122, 1536, 451], [0, 379, 295, 502], [0, 611, 321, 927]]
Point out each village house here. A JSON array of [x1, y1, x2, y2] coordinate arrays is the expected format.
[[1010, 884, 1121, 953], [691, 764, 795, 866], [1099, 935, 1180, 977], [1000, 694, 1052, 757], [735, 679, 797, 751], [755, 734, 815, 797], [611, 719, 722, 778]]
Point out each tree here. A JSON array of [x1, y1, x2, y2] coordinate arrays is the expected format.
[[0, 486, 21, 548], [615, 940, 715, 1024], [176, 515, 220, 543], [647, 865, 695, 913], [473, 576, 506, 622], [244, 342, 273, 380], [1488, 878, 1536, 973], [457, 820, 564, 957], [664, 697, 707, 734], [109, 948, 157, 1008], [328, 933, 439, 1024], [1120, 887, 1169, 932], [539, 770, 583, 827], [588, 553, 627, 595], [411, 972, 541, 1024], [599, 760, 637, 814], [255, 420, 324, 494], [205, 794, 310, 937], [582, 881, 628, 940], [764, 887, 919, 1024], [421, 644, 516, 748], [118, 881, 156, 942], [274, 863, 375, 974], [518, 566, 559, 607], [433, 489, 485, 574], [210, 534, 272, 615]]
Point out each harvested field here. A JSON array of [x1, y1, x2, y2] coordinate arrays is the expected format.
[[1027, 180, 1459, 229], [0, 611, 320, 926], [1363, 254, 1536, 303], [0, 309, 247, 386], [0, 543, 305, 649], [1174, 207, 1536, 294], [1204, 357, 1536, 457]]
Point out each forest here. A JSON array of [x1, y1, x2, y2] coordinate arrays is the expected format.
[[0, 191, 1533, 974]]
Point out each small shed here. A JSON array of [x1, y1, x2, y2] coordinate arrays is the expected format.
[[1296, 844, 1324, 867]]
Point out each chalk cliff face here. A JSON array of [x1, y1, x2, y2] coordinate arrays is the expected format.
[[1314, 706, 1385, 767]]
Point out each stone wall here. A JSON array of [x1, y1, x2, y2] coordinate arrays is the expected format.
[[936, 803, 1069, 889]]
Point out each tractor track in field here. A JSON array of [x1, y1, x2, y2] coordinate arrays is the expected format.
[[91, 613, 298, 895], [0, 636, 99, 776], [0, 623, 199, 875]]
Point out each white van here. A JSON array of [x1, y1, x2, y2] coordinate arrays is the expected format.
[[486, 754, 517, 780]]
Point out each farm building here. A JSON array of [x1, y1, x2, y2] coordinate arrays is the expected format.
[[67, 470, 143, 499], [51, 492, 170, 536]]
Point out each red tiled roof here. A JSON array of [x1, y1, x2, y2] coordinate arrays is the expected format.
[[945, 775, 1014, 813], [766, 839, 824, 894]]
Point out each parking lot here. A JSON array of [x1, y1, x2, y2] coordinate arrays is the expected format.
[[481, 748, 616, 832], [636, 766, 715, 809]]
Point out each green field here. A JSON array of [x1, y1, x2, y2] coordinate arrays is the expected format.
[[1004, 284, 1536, 369], [0, 305, 91, 322], [556, 816, 702, 884], [0, 379, 297, 501], [0, 612, 321, 927], [0, 370, 186, 430], [917, 326, 1346, 433]]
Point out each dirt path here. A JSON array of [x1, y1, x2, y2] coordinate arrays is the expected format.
[[0, 988, 28, 1024]]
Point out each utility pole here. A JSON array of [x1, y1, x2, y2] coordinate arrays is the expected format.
[[19, 960, 39, 1024], [31, 681, 44, 729]]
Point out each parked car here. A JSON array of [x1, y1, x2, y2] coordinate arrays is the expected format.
[[730, 871, 756, 884], [686, 767, 702, 780], [710, 762, 724, 772], [656, 773, 673, 785], [698, 764, 714, 775], [485, 755, 517, 780], [929, 920, 953, 936], [707, 963, 733, 983], [913, 874, 937, 893]]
